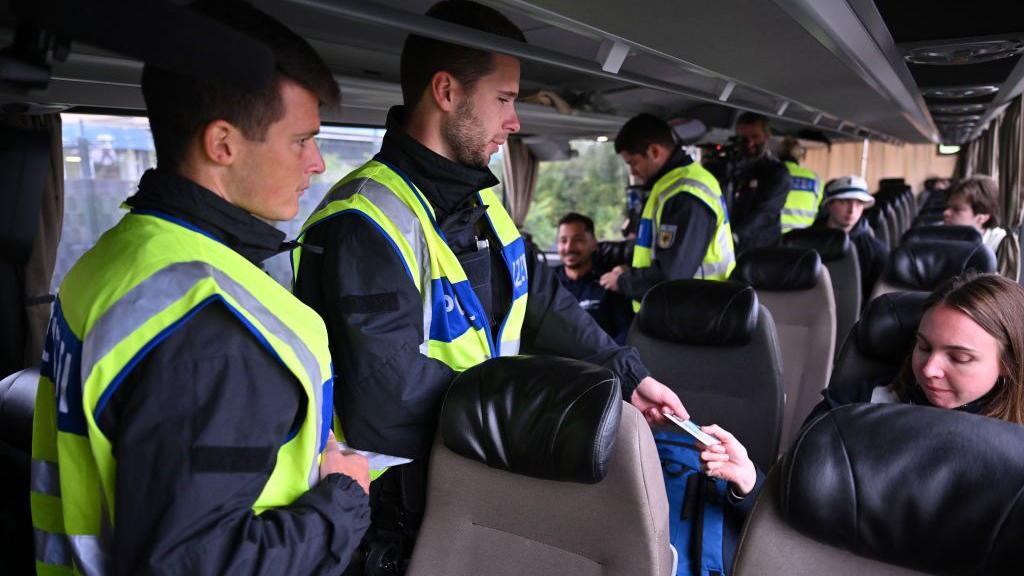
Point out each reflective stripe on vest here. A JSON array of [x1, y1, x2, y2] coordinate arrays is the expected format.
[[31, 212, 333, 575], [631, 163, 735, 311], [294, 159, 528, 477], [781, 161, 823, 233], [295, 158, 527, 370]]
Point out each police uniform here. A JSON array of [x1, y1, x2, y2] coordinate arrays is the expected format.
[[619, 149, 736, 312], [780, 160, 823, 234], [30, 170, 369, 575], [292, 107, 651, 465]]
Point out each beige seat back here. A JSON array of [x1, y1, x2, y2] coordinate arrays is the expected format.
[[731, 247, 836, 454], [408, 356, 672, 576]]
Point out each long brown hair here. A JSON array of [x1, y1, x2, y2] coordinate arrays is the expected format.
[[891, 273, 1024, 424]]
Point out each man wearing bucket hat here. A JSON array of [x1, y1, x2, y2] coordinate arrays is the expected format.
[[816, 175, 888, 303]]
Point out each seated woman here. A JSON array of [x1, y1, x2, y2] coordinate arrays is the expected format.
[[699, 273, 1024, 502], [943, 175, 1019, 279]]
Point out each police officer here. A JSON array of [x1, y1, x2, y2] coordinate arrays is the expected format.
[[728, 112, 792, 251], [599, 114, 735, 310], [30, 2, 370, 574], [778, 136, 823, 234], [292, 0, 686, 540]]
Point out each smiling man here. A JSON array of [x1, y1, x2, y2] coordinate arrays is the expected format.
[[292, 0, 687, 559]]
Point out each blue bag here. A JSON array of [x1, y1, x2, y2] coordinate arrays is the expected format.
[[654, 431, 729, 576]]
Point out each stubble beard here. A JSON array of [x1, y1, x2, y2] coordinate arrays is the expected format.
[[442, 97, 490, 168]]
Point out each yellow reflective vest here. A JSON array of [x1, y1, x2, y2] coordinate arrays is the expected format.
[[781, 161, 823, 233], [295, 159, 528, 372], [631, 162, 735, 312], [31, 211, 333, 576]]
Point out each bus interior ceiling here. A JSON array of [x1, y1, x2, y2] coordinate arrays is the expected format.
[[0, 0, 1020, 153]]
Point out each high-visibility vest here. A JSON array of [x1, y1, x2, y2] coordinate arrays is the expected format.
[[631, 162, 736, 312], [295, 158, 528, 372], [31, 211, 333, 576], [781, 161, 823, 233]]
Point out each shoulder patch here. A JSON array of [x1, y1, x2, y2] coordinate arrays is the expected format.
[[657, 224, 678, 249]]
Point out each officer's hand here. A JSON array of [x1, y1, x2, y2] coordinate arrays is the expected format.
[[699, 424, 757, 497], [321, 431, 370, 494], [630, 376, 688, 425], [599, 265, 627, 292]]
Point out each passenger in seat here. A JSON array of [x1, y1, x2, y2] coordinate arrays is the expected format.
[[699, 273, 1024, 510], [600, 113, 736, 311], [554, 213, 634, 344], [944, 175, 1018, 279], [813, 175, 888, 304]]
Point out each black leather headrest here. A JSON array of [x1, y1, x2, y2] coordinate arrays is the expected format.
[[0, 368, 39, 453], [885, 240, 996, 290], [637, 279, 758, 346], [597, 240, 634, 269], [441, 356, 621, 484], [781, 228, 851, 262], [855, 291, 928, 364], [731, 247, 821, 291], [781, 403, 1024, 574], [902, 225, 982, 246]]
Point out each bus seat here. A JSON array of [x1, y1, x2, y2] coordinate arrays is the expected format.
[[882, 202, 901, 248], [901, 224, 981, 246], [407, 356, 673, 576], [871, 240, 996, 299], [734, 403, 1024, 576], [865, 207, 891, 252], [731, 248, 836, 455], [627, 280, 783, 470], [597, 239, 634, 269], [0, 368, 39, 454], [0, 368, 38, 575], [828, 291, 927, 393], [781, 228, 861, 360]]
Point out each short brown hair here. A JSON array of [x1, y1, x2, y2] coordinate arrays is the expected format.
[[400, 1, 525, 109], [736, 112, 771, 135], [948, 175, 1001, 229], [892, 273, 1024, 424], [142, 0, 340, 170], [614, 113, 675, 155]]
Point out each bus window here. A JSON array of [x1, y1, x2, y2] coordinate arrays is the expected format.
[[57, 114, 156, 292], [523, 139, 628, 250]]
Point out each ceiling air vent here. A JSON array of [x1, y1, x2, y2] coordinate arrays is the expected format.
[[905, 40, 1024, 65], [930, 103, 986, 114], [934, 114, 981, 125], [922, 85, 1000, 99]]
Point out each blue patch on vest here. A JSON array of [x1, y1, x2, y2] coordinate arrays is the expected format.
[[637, 218, 654, 248], [320, 376, 334, 453], [428, 278, 489, 344], [46, 300, 88, 436], [791, 176, 818, 192], [502, 237, 529, 300]]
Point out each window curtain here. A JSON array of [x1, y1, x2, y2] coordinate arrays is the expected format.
[[6, 113, 64, 368], [501, 135, 539, 228], [955, 95, 1024, 279]]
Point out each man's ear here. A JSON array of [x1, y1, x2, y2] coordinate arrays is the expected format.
[[430, 71, 458, 113], [647, 143, 667, 163], [976, 213, 992, 227], [200, 120, 238, 167]]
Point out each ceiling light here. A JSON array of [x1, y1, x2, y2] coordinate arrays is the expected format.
[[905, 40, 1024, 65], [934, 115, 982, 124], [922, 85, 1000, 99], [930, 103, 987, 114]]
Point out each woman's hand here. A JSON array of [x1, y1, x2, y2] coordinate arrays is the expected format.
[[698, 424, 757, 496]]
